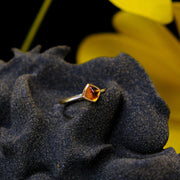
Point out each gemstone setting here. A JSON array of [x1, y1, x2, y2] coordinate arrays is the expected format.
[[82, 84, 101, 102]]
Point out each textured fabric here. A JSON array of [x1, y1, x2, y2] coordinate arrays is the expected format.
[[0, 45, 180, 179]]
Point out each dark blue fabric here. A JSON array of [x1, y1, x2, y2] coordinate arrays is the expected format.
[[0, 45, 180, 179]]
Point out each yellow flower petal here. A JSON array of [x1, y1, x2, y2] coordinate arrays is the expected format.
[[112, 11, 180, 79], [109, 0, 173, 24], [156, 81, 180, 152], [165, 117, 180, 153], [77, 12, 180, 86], [173, 2, 180, 36], [113, 12, 180, 60], [77, 33, 180, 87]]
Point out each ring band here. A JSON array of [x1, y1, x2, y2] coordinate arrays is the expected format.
[[59, 83, 106, 104]]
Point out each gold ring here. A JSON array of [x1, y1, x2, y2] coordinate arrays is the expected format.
[[59, 83, 106, 104]]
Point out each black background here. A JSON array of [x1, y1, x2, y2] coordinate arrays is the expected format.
[[0, 1, 118, 63], [0, 0, 179, 63]]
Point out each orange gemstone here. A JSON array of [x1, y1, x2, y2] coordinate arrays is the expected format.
[[83, 84, 100, 102]]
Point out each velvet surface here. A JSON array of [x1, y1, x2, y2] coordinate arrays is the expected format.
[[0, 46, 180, 179]]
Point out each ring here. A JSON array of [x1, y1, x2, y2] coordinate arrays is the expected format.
[[59, 83, 106, 104]]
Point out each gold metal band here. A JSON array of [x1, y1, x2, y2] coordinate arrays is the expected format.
[[100, 89, 106, 93], [59, 94, 83, 104]]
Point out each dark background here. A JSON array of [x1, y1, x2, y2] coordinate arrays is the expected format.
[[0, 0, 179, 63], [0, 1, 118, 63]]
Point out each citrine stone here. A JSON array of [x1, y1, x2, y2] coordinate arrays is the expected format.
[[83, 84, 100, 102]]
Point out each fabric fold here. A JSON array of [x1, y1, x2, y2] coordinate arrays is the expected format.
[[0, 46, 179, 179]]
